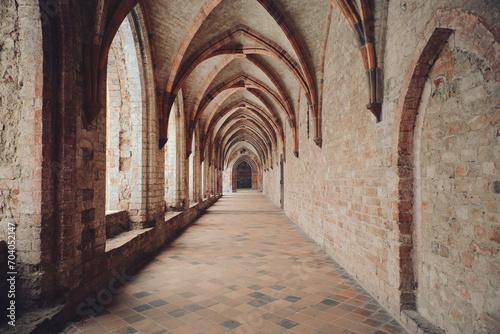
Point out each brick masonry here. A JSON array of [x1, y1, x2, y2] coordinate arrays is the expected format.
[[413, 43, 499, 334], [1, 1, 499, 333], [264, 3, 499, 334]]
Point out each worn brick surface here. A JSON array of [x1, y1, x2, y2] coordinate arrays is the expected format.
[[414, 44, 499, 334], [1, 1, 499, 333]]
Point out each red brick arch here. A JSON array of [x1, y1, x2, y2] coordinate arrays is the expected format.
[[221, 131, 269, 168], [226, 144, 265, 177], [220, 136, 267, 171], [202, 99, 284, 157], [391, 10, 499, 310], [86, 0, 141, 123], [222, 127, 269, 162], [161, 25, 312, 146], [331, 0, 381, 120], [213, 111, 278, 155], [167, 25, 309, 102], [185, 85, 286, 158], [212, 116, 277, 159], [218, 118, 275, 160], [192, 73, 294, 129], [203, 95, 283, 141], [227, 149, 262, 173], [188, 56, 294, 126], [231, 155, 262, 191], [161, 0, 319, 146]]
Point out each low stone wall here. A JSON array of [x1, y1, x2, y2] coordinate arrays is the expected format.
[[105, 211, 130, 238], [6, 195, 220, 334]]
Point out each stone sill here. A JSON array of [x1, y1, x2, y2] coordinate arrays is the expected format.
[[105, 227, 154, 252], [165, 211, 181, 221], [105, 210, 125, 215], [104, 195, 220, 252]]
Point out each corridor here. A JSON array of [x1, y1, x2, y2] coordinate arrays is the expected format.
[[64, 193, 407, 334]]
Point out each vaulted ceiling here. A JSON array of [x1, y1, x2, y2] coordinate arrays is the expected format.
[[152, 0, 329, 168], [89, 0, 382, 171]]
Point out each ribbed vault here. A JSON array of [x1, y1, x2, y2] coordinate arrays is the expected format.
[[81, 0, 383, 177]]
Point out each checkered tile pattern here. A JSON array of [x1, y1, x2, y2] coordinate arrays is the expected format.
[[63, 192, 407, 334]]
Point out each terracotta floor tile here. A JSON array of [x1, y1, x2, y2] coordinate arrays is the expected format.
[[289, 324, 316, 334], [316, 311, 340, 322], [140, 323, 169, 334], [81, 326, 108, 334], [202, 324, 228, 334], [61, 326, 80, 334], [104, 319, 129, 330], [344, 312, 368, 322], [134, 318, 160, 330], [321, 323, 350, 334], [303, 316, 328, 329], [288, 312, 312, 324], [333, 316, 357, 329], [273, 307, 295, 318], [220, 308, 242, 318], [161, 318, 186, 330], [260, 323, 287, 334], [195, 308, 216, 318], [234, 303, 256, 314], [62, 193, 407, 334], [350, 322, 379, 334], [209, 304, 230, 313], [300, 307, 323, 317], [191, 318, 212, 330], [173, 325, 197, 334], [142, 308, 165, 319], [206, 313, 230, 324], [113, 309, 137, 319]]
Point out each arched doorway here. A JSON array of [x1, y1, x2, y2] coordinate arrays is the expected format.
[[236, 161, 252, 190]]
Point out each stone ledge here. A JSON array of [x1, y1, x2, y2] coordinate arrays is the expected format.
[[105, 227, 154, 252]]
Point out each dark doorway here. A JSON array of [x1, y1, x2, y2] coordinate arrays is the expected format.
[[237, 161, 252, 189]]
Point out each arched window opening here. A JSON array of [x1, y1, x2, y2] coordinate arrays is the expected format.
[[223, 165, 232, 193], [201, 161, 205, 198], [105, 13, 144, 238], [189, 134, 195, 203], [164, 102, 177, 211]]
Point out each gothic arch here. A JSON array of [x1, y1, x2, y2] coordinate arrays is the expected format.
[[391, 10, 499, 312]]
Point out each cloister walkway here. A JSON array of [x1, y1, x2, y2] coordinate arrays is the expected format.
[[64, 193, 407, 334]]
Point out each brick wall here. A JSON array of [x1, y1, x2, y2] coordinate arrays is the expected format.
[[105, 211, 130, 238], [0, 2, 222, 325], [262, 2, 499, 333], [0, 0, 45, 306], [414, 42, 499, 334], [3, 1, 498, 333]]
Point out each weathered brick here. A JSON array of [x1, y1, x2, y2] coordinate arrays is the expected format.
[[2, 2, 498, 334]]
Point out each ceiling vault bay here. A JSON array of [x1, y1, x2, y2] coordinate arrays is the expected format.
[[84, 0, 382, 168]]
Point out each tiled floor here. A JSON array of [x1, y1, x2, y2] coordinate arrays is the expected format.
[[63, 192, 407, 334]]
